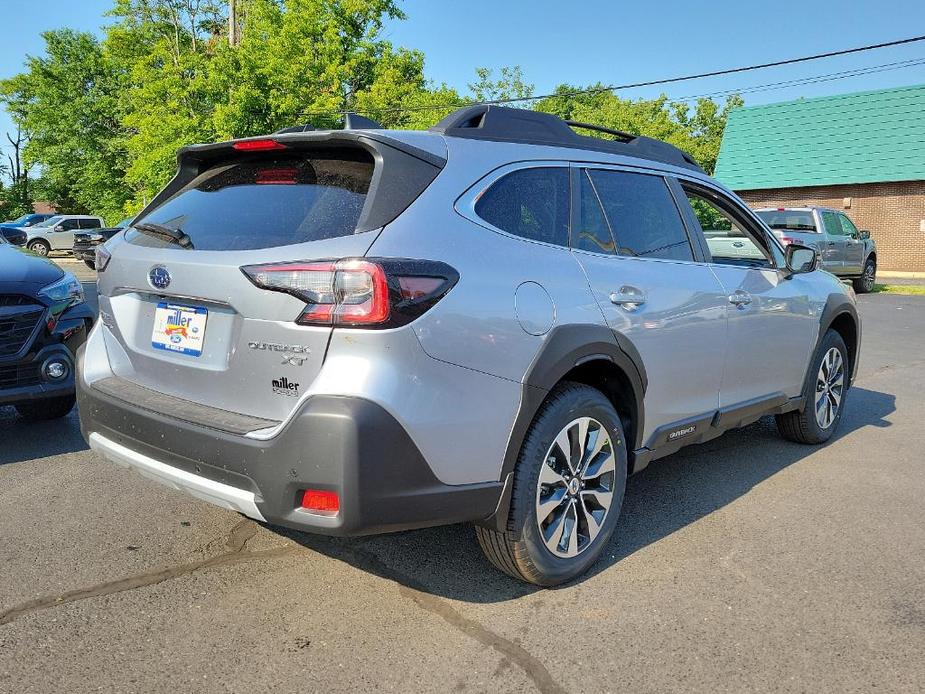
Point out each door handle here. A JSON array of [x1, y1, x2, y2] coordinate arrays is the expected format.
[[609, 286, 646, 309], [728, 290, 752, 307], [827, 241, 836, 246]]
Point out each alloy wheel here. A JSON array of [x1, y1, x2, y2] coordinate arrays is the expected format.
[[535, 417, 616, 558], [814, 347, 844, 429], [862, 262, 876, 292]]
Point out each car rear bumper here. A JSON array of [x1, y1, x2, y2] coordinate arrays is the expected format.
[[77, 350, 503, 536]]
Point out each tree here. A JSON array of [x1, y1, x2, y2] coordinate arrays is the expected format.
[[536, 88, 742, 174], [0, 30, 131, 220]]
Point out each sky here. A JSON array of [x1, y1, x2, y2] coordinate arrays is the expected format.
[[1, 0, 924, 164]]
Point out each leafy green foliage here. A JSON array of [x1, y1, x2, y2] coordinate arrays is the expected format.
[[1, 1, 742, 218]]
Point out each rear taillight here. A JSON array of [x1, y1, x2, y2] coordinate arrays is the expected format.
[[242, 258, 458, 329], [778, 235, 797, 245]]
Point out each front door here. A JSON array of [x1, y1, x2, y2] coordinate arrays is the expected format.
[[569, 166, 727, 445], [51, 218, 80, 250], [676, 182, 818, 407], [837, 213, 866, 275], [819, 210, 849, 275]]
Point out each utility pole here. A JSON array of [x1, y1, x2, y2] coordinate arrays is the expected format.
[[228, 0, 239, 46]]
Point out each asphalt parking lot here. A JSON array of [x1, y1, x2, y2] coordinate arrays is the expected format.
[[1, 265, 923, 693]]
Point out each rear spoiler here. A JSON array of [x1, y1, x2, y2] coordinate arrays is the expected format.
[[135, 130, 447, 236]]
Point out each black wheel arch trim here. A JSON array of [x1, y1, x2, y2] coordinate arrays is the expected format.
[[478, 323, 646, 532], [815, 294, 860, 388]]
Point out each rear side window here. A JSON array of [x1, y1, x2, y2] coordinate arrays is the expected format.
[[129, 149, 375, 251], [587, 170, 693, 261], [821, 211, 847, 236], [474, 167, 570, 247], [81, 219, 102, 229]]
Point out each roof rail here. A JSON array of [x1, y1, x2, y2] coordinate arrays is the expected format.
[[429, 104, 704, 173]]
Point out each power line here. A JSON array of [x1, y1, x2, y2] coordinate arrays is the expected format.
[[295, 34, 925, 119], [671, 57, 925, 102]]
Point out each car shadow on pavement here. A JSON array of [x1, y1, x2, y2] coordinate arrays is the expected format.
[[0, 406, 88, 466], [274, 386, 894, 602]]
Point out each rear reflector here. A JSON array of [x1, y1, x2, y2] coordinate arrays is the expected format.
[[232, 139, 287, 151], [301, 489, 340, 515]]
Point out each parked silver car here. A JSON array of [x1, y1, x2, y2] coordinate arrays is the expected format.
[[77, 106, 860, 585], [754, 207, 877, 293], [25, 215, 106, 256]]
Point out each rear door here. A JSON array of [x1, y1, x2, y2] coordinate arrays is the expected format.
[[96, 140, 431, 423], [676, 182, 817, 406], [570, 165, 727, 444]]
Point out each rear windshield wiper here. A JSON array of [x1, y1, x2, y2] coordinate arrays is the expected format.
[[133, 222, 194, 249]]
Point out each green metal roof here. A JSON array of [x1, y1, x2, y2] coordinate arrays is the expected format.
[[714, 83, 925, 190]]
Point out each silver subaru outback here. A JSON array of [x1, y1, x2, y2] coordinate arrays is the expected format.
[[78, 106, 860, 585]]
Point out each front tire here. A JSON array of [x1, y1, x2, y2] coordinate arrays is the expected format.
[[776, 329, 848, 444], [14, 394, 76, 421], [476, 382, 628, 586], [853, 258, 876, 294], [28, 240, 51, 257]]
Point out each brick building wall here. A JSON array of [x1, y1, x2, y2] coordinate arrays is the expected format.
[[736, 180, 925, 272]]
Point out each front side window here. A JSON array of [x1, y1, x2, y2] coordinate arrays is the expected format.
[[586, 169, 693, 261], [839, 214, 859, 237], [474, 167, 570, 247], [59, 219, 80, 230], [684, 191, 770, 267]]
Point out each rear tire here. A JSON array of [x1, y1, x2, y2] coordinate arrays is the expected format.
[[14, 395, 76, 421], [476, 382, 628, 586], [776, 329, 848, 444], [28, 240, 50, 257], [852, 258, 876, 294]]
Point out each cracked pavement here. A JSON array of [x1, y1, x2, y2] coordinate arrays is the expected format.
[[1, 290, 923, 693]]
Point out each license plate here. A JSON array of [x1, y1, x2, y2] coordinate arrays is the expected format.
[[151, 302, 207, 357]]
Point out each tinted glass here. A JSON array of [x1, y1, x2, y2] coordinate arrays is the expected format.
[[839, 214, 859, 236], [756, 210, 816, 231], [60, 219, 80, 230], [588, 170, 693, 261], [34, 216, 62, 228], [685, 192, 770, 267], [475, 167, 569, 247], [129, 149, 374, 251], [574, 171, 616, 254], [821, 211, 846, 236], [81, 219, 102, 229]]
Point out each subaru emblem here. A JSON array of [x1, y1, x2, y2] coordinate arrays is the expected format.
[[149, 266, 171, 290]]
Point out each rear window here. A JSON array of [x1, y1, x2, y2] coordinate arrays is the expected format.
[[755, 210, 816, 232], [128, 149, 375, 251]]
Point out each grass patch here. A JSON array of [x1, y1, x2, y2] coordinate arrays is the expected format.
[[871, 283, 925, 296]]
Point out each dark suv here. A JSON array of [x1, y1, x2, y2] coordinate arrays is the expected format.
[[0, 235, 93, 419]]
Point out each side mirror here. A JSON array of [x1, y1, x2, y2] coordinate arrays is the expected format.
[[23, 221, 34, 227], [859, 230, 870, 240], [785, 243, 818, 275]]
